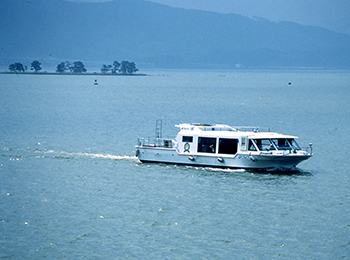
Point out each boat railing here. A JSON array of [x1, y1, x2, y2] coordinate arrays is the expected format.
[[302, 143, 313, 154], [137, 137, 174, 148], [233, 126, 271, 132]]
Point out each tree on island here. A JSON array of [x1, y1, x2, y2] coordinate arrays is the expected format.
[[56, 62, 67, 73], [112, 61, 120, 73], [101, 61, 120, 74], [72, 61, 87, 73], [56, 61, 87, 73], [9, 62, 25, 72], [101, 64, 112, 73], [100, 60, 138, 74], [56, 61, 72, 73], [30, 60, 42, 72], [120, 61, 138, 74]]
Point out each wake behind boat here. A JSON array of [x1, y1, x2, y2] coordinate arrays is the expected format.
[[135, 122, 313, 171]]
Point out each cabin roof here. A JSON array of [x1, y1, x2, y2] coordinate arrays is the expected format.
[[176, 123, 236, 132], [175, 123, 297, 139]]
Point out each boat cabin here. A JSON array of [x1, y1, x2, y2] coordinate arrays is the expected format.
[[174, 123, 301, 156], [136, 122, 313, 170]]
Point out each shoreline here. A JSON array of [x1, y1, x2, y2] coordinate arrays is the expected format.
[[0, 71, 147, 76]]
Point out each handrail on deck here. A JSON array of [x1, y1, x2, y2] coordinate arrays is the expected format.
[[137, 137, 173, 148], [234, 126, 271, 132]]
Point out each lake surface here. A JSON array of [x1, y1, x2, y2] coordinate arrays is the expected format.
[[1, 70, 349, 259]]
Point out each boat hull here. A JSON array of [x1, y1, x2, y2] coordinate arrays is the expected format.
[[136, 146, 311, 170]]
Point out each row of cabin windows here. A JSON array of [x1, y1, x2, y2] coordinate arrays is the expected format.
[[248, 138, 301, 151], [183, 136, 238, 155], [182, 136, 300, 154]]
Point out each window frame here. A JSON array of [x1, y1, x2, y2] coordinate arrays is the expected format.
[[218, 138, 238, 155], [197, 137, 217, 153], [182, 136, 193, 143]]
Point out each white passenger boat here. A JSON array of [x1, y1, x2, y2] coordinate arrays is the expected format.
[[135, 123, 313, 171]]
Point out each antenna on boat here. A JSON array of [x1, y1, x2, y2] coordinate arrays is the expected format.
[[155, 120, 162, 139]]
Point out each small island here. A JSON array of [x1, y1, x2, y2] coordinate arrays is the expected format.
[[2, 60, 146, 76]]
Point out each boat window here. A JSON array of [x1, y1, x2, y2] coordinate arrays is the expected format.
[[219, 138, 238, 155], [254, 139, 276, 151], [248, 139, 257, 151], [271, 139, 291, 150], [182, 136, 193, 143], [198, 137, 216, 153], [287, 138, 301, 150]]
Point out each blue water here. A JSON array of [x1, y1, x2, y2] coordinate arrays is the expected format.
[[1, 70, 350, 259]]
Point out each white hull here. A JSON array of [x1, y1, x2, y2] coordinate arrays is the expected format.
[[136, 123, 313, 171], [136, 146, 311, 170]]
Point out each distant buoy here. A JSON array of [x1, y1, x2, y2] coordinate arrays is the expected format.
[[288, 82, 292, 85], [94, 79, 98, 85]]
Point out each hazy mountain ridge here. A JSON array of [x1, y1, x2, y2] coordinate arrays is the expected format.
[[1, 0, 349, 69]]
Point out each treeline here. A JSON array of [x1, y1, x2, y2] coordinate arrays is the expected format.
[[8, 60, 139, 74], [56, 61, 87, 73], [101, 61, 138, 74]]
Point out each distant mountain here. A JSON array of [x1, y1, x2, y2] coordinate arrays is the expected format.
[[1, 0, 349, 69]]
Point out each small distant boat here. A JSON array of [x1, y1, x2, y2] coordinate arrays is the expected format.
[[135, 122, 313, 171], [94, 79, 98, 85]]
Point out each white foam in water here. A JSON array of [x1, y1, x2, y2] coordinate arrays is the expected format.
[[77, 152, 137, 161], [42, 149, 137, 161], [207, 167, 246, 173]]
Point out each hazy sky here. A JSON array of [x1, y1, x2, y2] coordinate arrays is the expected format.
[[69, 0, 350, 34]]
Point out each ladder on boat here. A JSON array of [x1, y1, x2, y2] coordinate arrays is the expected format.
[[155, 120, 162, 139]]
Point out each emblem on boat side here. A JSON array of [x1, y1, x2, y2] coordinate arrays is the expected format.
[[184, 142, 190, 153]]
